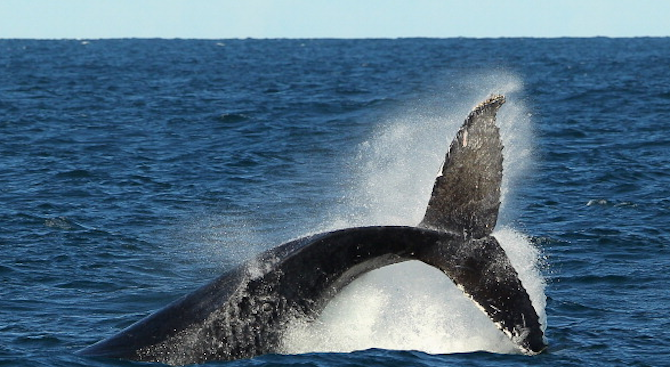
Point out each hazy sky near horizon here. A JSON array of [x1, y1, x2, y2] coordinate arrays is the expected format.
[[1, 0, 668, 39]]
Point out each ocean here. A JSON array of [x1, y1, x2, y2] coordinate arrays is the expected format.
[[1, 38, 669, 366]]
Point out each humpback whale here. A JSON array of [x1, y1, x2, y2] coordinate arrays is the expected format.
[[78, 95, 547, 365]]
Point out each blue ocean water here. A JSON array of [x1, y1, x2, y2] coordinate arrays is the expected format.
[[1, 38, 669, 366]]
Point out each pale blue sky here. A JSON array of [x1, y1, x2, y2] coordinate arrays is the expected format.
[[1, 0, 668, 39]]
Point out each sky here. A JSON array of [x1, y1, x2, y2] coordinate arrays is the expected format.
[[1, 0, 668, 39]]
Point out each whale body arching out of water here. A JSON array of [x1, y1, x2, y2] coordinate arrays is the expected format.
[[78, 95, 547, 365]]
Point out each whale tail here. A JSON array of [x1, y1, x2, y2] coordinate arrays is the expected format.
[[76, 94, 547, 365], [419, 95, 545, 354], [420, 95, 505, 238]]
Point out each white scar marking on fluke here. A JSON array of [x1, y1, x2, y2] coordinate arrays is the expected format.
[[436, 160, 445, 178]]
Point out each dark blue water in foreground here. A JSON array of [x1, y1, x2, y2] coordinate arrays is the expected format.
[[2, 38, 670, 366]]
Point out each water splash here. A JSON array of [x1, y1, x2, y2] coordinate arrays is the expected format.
[[283, 71, 546, 355], [282, 260, 521, 355]]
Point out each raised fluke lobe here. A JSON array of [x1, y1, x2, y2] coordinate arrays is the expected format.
[[78, 95, 547, 365], [420, 95, 504, 238]]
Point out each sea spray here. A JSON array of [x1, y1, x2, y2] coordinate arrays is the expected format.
[[282, 260, 520, 355], [282, 71, 545, 355]]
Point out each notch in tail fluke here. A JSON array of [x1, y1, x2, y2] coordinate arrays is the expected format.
[[420, 95, 505, 238]]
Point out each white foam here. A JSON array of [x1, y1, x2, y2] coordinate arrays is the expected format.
[[282, 260, 520, 355]]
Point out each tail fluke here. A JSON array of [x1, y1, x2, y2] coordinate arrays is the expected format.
[[420, 95, 505, 238]]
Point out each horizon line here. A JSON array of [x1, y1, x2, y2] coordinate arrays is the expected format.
[[2, 35, 669, 41]]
